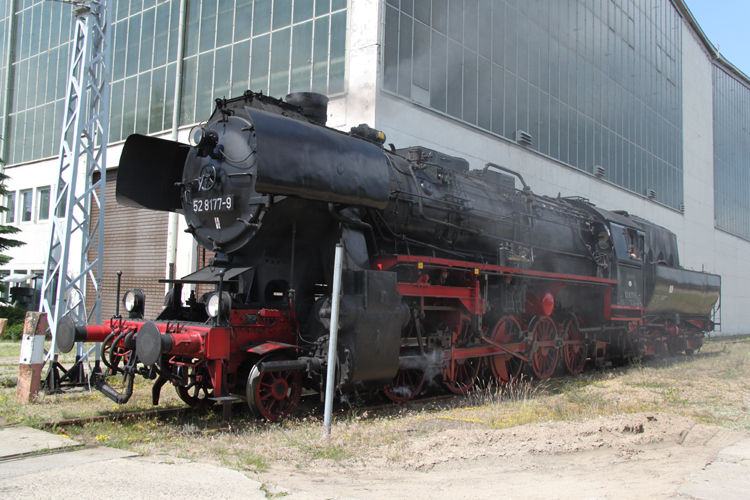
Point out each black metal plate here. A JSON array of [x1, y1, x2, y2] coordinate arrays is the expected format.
[[192, 194, 234, 213]]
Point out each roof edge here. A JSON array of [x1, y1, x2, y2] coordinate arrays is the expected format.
[[672, 0, 750, 87]]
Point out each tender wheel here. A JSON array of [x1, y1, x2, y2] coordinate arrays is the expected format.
[[176, 365, 215, 407], [488, 315, 524, 384], [384, 366, 425, 403], [530, 316, 559, 380], [247, 357, 302, 422], [563, 317, 587, 376]]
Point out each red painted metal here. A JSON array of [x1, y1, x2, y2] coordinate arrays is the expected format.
[[611, 305, 645, 311], [542, 292, 555, 316], [245, 341, 304, 356], [374, 254, 617, 285], [530, 316, 558, 380]]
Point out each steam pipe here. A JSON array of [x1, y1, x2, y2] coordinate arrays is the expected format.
[[483, 162, 528, 190]]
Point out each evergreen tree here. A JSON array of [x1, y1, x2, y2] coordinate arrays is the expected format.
[[0, 171, 24, 269]]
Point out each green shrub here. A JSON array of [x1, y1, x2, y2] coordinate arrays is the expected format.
[[0, 305, 30, 341], [2, 323, 24, 341], [0, 305, 28, 327]]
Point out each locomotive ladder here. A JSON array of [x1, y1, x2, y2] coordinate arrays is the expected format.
[[39, 0, 111, 391]]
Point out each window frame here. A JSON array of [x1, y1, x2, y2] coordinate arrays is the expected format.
[[19, 189, 33, 223], [5, 192, 16, 224], [37, 186, 51, 221]]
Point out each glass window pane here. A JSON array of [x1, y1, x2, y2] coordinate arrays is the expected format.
[[430, 31, 447, 113], [185, 0, 200, 57], [113, 21, 127, 81], [446, 41, 462, 118], [311, 16, 329, 94], [315, 0, 330, 17], [250, 33, 270, 92], [413, 21, 430, 90], [37, 187, 50, 221], [163, 62, 176, 130], [269, 27, 291, 97], [214, 45, 232, 98], [290, 21, 313, 93], [136, 72, 151, 134], [199, 0, 217, 53], [169, 0, 180, 62], [217, 0, 234, 47], [122, 75, 137, 136], [272, 0, 291, 30], [179, 57, 197, 125], [110, 79, 124, 142], [231, 40, 251, 95], [463, 48, 477, 125], [328, 10, 346, 94], [294, 0, 313, 23], [397, 13, 412, 98], [196, 51, 215, 120], [383, 6, 399, 93], [21, 189, 32, 222], [149, 66, 166, 134], [253, 0, 271, 36], [44, 102, 55, 157], [39, 4, 50, 52], [6, 192, 15, 224], [126, 14, 141, 77], [140, 8, 155, 73], [235, 0, 253, 42], [153, 3, 170, 67]]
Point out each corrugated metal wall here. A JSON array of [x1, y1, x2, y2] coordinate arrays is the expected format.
[[88, 168, 169, 321]]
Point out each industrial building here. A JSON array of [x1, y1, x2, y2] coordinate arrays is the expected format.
[[0, 0, 747, 333]]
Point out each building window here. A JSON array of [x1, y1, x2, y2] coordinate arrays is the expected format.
[[6, 0, 348, 165], [5, 192, 16, 224], [713, 66, 750, 241], [0, 271, 9, 302], [20, 189, 33, 222], [383, 0, 684, 210], [37, 187, 50, 221]]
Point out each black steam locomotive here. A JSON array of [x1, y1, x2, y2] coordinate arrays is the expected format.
[[57, 91, 720, 420]]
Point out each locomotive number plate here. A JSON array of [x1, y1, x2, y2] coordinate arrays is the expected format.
[[193, 195, 234, 213]]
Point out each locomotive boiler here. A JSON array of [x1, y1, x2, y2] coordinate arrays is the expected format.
[[56, 90, 720, 420]]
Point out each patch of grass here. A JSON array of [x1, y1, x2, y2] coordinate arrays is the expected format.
[[0, 342, 21, 358], [1, 337, 748, 475]]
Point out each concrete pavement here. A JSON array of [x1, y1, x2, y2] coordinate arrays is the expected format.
[[1, 425, 749, 499], [0, 426, 267, 499]]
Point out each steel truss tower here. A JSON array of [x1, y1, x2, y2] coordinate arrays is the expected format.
[[40, 0, 111, 389]]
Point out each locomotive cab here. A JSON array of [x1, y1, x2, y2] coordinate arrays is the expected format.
[[609, 222, 645, 308]]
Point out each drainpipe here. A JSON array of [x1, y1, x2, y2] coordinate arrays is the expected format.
[[165, 0, 187, 285], [0, 0, 17, 174]]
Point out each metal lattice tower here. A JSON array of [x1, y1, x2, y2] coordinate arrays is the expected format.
[[40, 0, 110, 379]]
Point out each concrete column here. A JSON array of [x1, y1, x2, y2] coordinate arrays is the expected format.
[[16, 312, 48, 404]]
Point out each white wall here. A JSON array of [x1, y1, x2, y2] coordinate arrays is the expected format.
[[2, 158, 60, 276]]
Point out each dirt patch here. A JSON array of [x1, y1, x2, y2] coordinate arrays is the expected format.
[[263, 412, 746, 500]]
